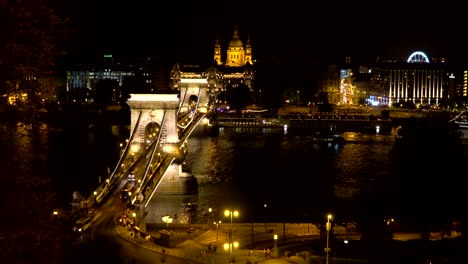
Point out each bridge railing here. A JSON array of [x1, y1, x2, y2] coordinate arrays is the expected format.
[[89, 96, 211, 210], [132, 112, 206, 207]]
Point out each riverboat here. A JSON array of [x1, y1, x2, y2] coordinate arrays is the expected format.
[[455, 121, 468, 139], [450, 110, 468, 139]]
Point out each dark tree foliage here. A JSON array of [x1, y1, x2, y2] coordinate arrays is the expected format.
[[388, 117, 465, 237], [0, 1, 77, 263], [226, 83, 252, 112], [0, 0, 70, 111], [95, 79, 118, 109]]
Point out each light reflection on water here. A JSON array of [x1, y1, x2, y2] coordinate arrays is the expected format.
[[147, 127, 400, 224], [3, 122, 463, 227]]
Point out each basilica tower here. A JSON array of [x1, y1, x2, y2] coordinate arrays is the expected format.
[[214, 38, 222, 65], [245, 36, 253, 65]]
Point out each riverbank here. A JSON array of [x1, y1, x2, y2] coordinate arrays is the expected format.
[[115, 219, 467, 264]]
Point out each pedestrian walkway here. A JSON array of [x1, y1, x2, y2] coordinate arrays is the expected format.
[[113, 220, 317, 263]]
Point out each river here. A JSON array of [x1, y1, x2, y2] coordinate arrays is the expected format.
[[1, 117, 466, 234]]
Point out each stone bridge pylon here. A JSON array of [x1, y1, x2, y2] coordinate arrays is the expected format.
[[125, 93, 198, 195]]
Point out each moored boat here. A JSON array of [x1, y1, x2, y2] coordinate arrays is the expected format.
[[450, 110, 468, 139]]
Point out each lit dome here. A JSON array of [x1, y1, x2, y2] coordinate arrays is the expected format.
[[229, 38, 244, 48], [229, 26, 244, 48]]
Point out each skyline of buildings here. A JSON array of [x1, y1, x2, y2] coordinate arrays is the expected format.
[[52, 23, 468, 111], [64, 48, 468, 111]]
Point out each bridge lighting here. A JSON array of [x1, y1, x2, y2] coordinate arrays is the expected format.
[[162, 145, 178, 153], [131, 145, 139, 153], [180, 78, 208, 84]]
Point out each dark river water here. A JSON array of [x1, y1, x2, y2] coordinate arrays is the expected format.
[[1, 119, 466, 232]]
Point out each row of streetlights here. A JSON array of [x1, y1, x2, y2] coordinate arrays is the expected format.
[[207, 208, 240, 262], [209, 207, 334, 262], [224, 209, 239, 262]]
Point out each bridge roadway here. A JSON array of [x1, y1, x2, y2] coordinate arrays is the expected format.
[[87, 110, 207, 212]]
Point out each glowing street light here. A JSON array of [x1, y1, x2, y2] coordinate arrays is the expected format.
[[325, 214, 333, 264], [214, 220, 221, 248], [132, 212, 137, 226], [162, 214, 173, 228], [224, 210, 239, 261], [208, 207, 213, 226], [273, 234, 278, 257]]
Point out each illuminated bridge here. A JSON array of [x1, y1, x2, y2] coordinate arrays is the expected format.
[[85, 78, 211, 225]]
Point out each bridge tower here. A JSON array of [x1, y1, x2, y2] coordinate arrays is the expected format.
[[126, 94, 197, 195], [127, 94, 179, 147], [177, 78, 210, 114]]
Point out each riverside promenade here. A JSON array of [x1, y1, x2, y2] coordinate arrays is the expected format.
[[114, 221, 349, 263], [113, 217, 461, 264]]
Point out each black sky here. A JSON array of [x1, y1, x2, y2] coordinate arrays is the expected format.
[[53, 0, 468, 65]]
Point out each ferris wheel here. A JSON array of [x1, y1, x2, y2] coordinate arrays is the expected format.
[[407, 51, 430, 63]]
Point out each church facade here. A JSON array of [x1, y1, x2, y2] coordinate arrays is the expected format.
[[171, 26, 255, 103]]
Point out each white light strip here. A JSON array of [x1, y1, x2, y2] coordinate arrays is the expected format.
[[180, 78, 208, 84], [128, 94, 179, 102]]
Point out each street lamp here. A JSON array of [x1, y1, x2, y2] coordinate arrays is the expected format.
[[208, 208, 212, 227], [132, 212, 137, 226], [214, 220, 221, 249], [224, 210, 239, 261], [273, 234, 278, 257], [162, 214, 173, 228], [325, 214, 333, 264]]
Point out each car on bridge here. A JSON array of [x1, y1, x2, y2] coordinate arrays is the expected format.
[[73, 216, 92, 233]]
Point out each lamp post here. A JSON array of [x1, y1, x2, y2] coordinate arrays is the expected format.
[[132, 212, 137, 226], [208, 208, 212, 227], [224, 209, 239, 262], [325, 214, 332, 264], [214, 220, 221, 249], [162, 215, 173, 228], [273, 234, 278, 257]]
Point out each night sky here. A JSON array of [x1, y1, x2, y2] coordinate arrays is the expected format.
[[52, 0, 468, 65]]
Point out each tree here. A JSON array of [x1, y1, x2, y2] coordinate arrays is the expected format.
[[226, 84, 252, 113], [0, 0, 70, 112], [95, 79, 118, 110]]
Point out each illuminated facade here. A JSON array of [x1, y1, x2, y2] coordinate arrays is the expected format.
[[318, 64, 341, 104], [339, 69, 354, 105], [462, 70, 468, 97], [65, 55, 160, 103], [171, 26, 255, 100], [371, 51, 450, 107], [215, 25, 253, 67]]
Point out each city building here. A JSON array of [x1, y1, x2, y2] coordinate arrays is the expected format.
[[170, 25, 255, 105], [371, 51, 450, 108], [65, 55, 170, 103]]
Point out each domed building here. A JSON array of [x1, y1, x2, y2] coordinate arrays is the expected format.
[[171, 25, 255, 102], [215, 25, 253, 67]]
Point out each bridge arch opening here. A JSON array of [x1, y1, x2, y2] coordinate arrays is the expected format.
[[144, 122, 161, 145], [188, 95, 198, 112]]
